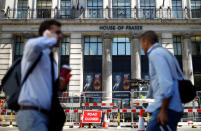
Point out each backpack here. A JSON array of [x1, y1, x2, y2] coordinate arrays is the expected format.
[[0, 53, 42, 111]]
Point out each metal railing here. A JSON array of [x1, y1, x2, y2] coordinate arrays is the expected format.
[[1, 7, 201, 19]]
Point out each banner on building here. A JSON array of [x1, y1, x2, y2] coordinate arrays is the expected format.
[[112, 73, 130, 98], [83, 73, 102, 102], [83, 110, 102, 123]]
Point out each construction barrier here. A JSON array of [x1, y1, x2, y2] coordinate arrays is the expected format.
[[0, 90, 201, 128]]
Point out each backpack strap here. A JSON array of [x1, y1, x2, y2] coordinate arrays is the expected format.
[[20, 53, 42, 87], [149, 43, 184, 80]]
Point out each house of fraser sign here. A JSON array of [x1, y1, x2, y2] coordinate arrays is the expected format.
[[99, 25, 143, 31]]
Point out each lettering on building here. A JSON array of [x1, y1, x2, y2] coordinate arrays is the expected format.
[[99, 25, 143, 31]]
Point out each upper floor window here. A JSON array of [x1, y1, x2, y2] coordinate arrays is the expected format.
[[84, 36, 102, 55], [191, 36, 201, 55], [87, 0, 103, 18], [14, 36, 24, 60], [191, 0, 201, 18], [113, 36, 130, 55], [37, 0, 52, 18], [60, 37, 70, 55], [173, 36, 182, 55], [60, 0, 71, 18], [112, 0, 131, 18], [140, 0, 156, 19], [172, 0, 182, 18], [17, 0, 28, 18]]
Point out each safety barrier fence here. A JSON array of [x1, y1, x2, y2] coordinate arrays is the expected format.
[[0, 108, 200, 128], [0, 91, 200, 128]]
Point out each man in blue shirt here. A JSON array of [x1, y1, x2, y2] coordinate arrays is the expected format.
[[140, 31, 183, 131], [16, 20, 68, 131]]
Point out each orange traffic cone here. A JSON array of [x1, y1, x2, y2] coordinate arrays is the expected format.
[[137, 110, 145, 131], [103, 111, 108, 128], [79, 114, 84, 128]]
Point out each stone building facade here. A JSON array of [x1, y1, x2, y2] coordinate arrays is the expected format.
[[0, 0, 201, 103]]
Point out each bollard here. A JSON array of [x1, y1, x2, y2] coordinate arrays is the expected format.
[[9, 111, 13, 127], [137, 110, 145, 131], [79, 113, 84, 128], [117, 110, 121, 128], [103, 111, 108, 128]]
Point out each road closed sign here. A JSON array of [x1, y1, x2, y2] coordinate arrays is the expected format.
[[82, 110, 102, 123]]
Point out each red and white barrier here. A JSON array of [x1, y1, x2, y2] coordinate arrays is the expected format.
[[82, 103, 116, 107], [1, 108, 201, 114], [183, 109, 201, 112]]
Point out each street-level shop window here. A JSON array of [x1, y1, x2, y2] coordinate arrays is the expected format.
[[37, 0, 52, 18], [191, 0, 201, 18], [84, 36, 102, 55], [140, 0, 156, 19], [60, 0, 71, 18], [14, 36, 24, 60], [87, 0, 103, 18], [173, 36, 182, 55], [191, 36, 201, 55], [112, 36, 130, 55], [112, 0, 131, 18], [172, 0, 182, 18], [17, 0, 28, 18]]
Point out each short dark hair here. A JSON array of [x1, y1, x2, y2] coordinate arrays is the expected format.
[[39, 20, 61, 36], [140, 31, 159, 45]]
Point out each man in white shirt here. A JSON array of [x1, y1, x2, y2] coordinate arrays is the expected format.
[[16, 20, 67, 131]]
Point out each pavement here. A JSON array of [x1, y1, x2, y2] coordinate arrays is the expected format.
[[0, 126, 201, 131]]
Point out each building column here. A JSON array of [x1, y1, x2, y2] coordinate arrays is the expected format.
[[69, 33, 83, 97], [108, 0, 112, 18], [182, 34, 194, 84], [0, 32, 13, 84], [130, 33, 141, 79], [130, 0, 135, 18], [161, 33, 174, 54], [102, 0, 107, 18], [136, 0, 140, 18], [31, 0, 37, 18], [102, 33, 113, 103]]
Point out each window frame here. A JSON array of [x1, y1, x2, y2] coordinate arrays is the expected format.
[[173, 36, 182, 55], [14, 36, 24, 60], [84, 36, 102, 56], [172, 0, 183, 18], [140, 0, 156, 19], [37, 0, 52, 18], [191, 36, 201, 56], [87, 0, 103, 18], [17, 0, 28, 18], [60, 37, 70, 56], [191, 0, 201, 18], [60, 0, 71, 18], [112, 0, 131, 18], [112, 36, 130, 56]]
